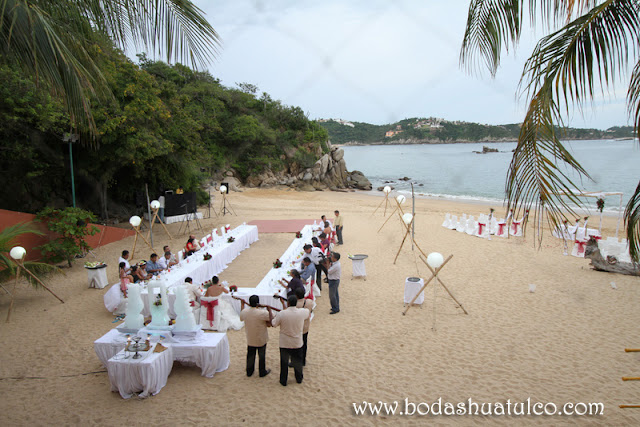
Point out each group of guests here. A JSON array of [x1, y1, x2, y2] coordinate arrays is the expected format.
[[117, 246, 179, 285], [240, 290, 316, 386]]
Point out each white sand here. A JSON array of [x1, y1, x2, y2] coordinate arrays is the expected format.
[[1, 188, 639, 425]]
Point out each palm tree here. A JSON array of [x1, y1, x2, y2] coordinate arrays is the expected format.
[[460, 0, 640, 262], [0, 223, 63, 321], [0, 0, 219, 138]]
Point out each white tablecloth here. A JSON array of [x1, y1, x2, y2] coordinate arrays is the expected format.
[[107, 344, 174, 399], [104, 224, 259, 314], [351, 259, 367, 278], [95, 329, 230, 378], [87, 267, 109, 289], [404, 277, 425, 305]]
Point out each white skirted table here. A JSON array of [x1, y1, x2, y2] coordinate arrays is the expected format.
[[107, 344, 174, 399], [95, 329, 230, 378], [87, 265, 109, 289], [348, 254, 368, 280], [404, 277, 424, 305]]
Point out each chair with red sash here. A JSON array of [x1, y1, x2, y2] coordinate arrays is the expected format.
[[199, 296, 219, 330]]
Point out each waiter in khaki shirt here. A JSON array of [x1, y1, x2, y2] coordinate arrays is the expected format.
[[334, 210, 344, 245], [240, 295, 273, 377], [294, 288, 315, 366], [272, 295, 310, 386]]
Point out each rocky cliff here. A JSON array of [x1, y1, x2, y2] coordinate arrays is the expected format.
[[222, 142, 371, 192]]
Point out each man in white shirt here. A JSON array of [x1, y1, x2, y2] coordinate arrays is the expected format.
[[272, 295, 310, 386], [326, 252, 341, 314], [118, 250, 131, 274], [302, 244, 327, 290], [183, 277, 201, 309], [158, 251, 177, 270]]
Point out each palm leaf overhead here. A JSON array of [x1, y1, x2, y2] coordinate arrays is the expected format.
[[0, 0, 219, 138], [625, 180, 640, 263], [461, 0, 640, 261]]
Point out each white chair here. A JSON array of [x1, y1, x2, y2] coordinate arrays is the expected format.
[[442, 213, 451, 228], [465, 215, 477, 235], [474, 215, 489, 238], [495, 219, 508, 237], [456, 214, 467, 233], [489, 217, 499, 235], [177, 250, 184, 262], [449, 215, 459, 230], [199, 296, 219, 330]]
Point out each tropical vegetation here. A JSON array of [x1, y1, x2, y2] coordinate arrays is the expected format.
[[460, 0, 640, 261]]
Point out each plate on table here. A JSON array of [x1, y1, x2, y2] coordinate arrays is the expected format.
[[348, 254, 368, 261]]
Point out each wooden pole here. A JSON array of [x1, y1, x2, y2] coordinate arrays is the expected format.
[[2, 282, 13, 322], [131, 225, 140, 258], [17, 261, 64, 304], [372, 193, 388, 216], [393, 218, 413, 264], [620, 405, 640, 408], [624, 349, 640, 352], [421, 257, 468, 315], [377, 206, 399, 233], [150, 207, 173, 240], [402, 255, 453, 315], [622, 377, 640, 381]]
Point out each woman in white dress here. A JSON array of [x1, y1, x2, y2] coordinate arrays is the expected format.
[[199, 276, 244, 331]]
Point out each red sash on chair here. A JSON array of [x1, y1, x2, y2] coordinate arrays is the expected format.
[[575, 240, 587, 256], [305, 280, 315, 300], [512, 221, 520, 234], [206, 235, 213, 244], [478, 223, 485, 235], [201, 299, 218, 327], [498, 223, 505, 235]]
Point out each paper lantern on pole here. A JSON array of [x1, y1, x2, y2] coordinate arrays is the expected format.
[[10, 246, 26, 260], [129, 215, 142, 227], [383, 186, 391, 194], [396, 195, 406, 205], [426, 252, 444, 269], [150, 200, 160, 209], [402, 213, 413, 225], [220, 185, 227, 194]]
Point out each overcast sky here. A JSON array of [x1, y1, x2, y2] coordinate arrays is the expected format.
[[190, 0, 630, 129]]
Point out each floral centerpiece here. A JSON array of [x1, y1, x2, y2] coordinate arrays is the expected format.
[[84, 261, 106, 269], [203, 280, 212, 289], [295, 231, 302, 238], [229, 285, 237, 293], [273, 258, 282, 268], [203, 253, 212, 260], [153, 294, 162, 306], [227, 236, 235, 243], [596, 198, 605, 213]]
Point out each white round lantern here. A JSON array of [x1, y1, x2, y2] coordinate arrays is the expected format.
[[402, 213, 413, 225], [129, 215, 142, 227], [10, 246, 26, 260], [150, 200, 160, 209], [426, 252, 444, 269], [220, 185, 227, 194], [396, 195, 406, 205], [383, 186, 391, 194]]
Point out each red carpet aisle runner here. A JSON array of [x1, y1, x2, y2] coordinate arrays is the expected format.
[[247, 219, 316, 233]]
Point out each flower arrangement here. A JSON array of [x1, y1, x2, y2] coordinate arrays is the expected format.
[[596, 198, 605, 213], [203, 253, 212, 260], [227, 236, 235, 243], [84, 261, 105, 268], [273, 258, 282, 268], [295, 231, 302, 238], [153, 294, 162, 306], [203, 280, 212, 289], [229, 285, 238, 293]]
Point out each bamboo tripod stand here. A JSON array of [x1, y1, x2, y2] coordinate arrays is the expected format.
[[131, 223, 156, 258], [147, 207, 173, 241]]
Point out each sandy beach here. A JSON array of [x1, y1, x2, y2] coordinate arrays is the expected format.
[[1, 188, 639, 425]]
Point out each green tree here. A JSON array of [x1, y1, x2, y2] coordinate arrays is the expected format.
[[461, 0, 640, 261], [0, 0, 219, 138]]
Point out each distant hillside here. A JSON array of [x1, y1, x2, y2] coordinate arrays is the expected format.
[[318, 117, 636, 145]]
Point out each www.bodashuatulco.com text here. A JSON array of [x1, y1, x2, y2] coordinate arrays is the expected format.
[[353, 398, 604, 416]]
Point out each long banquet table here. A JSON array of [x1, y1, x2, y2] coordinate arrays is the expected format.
[[104, 224, 259, 314]]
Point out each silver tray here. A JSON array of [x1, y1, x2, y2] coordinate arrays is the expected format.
[[348, 254, 368, 261]]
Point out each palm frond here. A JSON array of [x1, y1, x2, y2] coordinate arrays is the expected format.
[[0, 222, 44, 252], [460, 0, 523, 76], [628, 60, 640, 134], [521, 0, 640, 112], [624, 179, 640, 264], [506, 84, 592, 244]]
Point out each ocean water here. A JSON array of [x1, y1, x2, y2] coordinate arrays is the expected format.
[[342, 140, 640, 211]]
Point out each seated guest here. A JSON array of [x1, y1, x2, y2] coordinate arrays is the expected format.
[[204, 276, 227, 297], [145, 253, 163, 276], [319, 233, 331, 253], [158, 251, 177, 270], [118, 250, 131, 273], [200, 276, 244, 331], [163, 245, 177, 263], [119, 262, 134, 285], [183, 277, 202, 308], [185, 236, 198, 256], [323, 220, 332, 236], [300, 257, 316, 282], [279, 269, 305, 298], [133, 264, 151, 282]]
